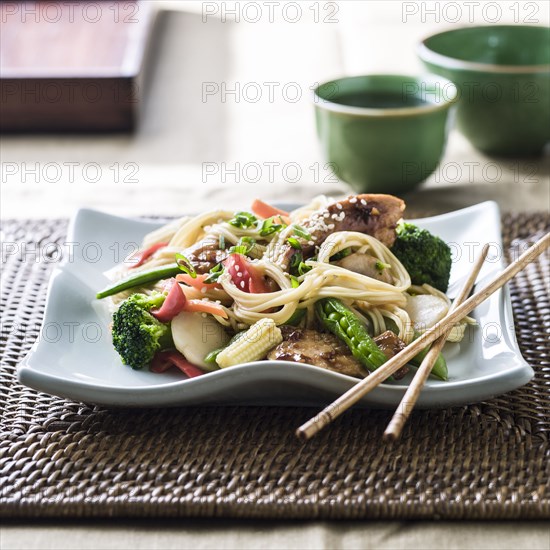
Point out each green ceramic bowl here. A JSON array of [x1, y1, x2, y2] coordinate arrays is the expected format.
[[313, 74, 457, 194], [418, 25, 550, 157]]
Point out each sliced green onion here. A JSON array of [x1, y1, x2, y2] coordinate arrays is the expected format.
[[293, 224, 312, 241], [298, 262, 312, 276], [204, 263, 224, 284], [289, 251, 303, 275], [175, 253, 197, 278], [259, 217, 284, 237], [375, 260, 391, 272], [228, 211, 257, 229], [228, 236, 256, 256], [330, 247, 352, 261], [287, 237, 302, 250], [290, 275, 300, 288], [219, 234, 226, 250], [228, 245, 248, 255]]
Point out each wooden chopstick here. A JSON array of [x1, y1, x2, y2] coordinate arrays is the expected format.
[[296, 232, 550, 441], [383, 244, 490, 442]]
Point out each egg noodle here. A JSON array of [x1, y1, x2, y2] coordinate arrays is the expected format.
[[108, 196, 468, 343]]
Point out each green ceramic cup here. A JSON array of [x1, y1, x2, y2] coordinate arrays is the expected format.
[[313, 74, 457, 194], [418, 25, 550, 157]]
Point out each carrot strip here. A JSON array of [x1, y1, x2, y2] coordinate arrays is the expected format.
[[176, 273, 221, 290], [251, 199, 289, 219], [184, 299, 228, 318]]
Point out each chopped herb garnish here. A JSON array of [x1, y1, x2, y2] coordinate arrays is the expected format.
[[228, 211, 258, 229], [330, 247, 352, 261], [204, 263, 224, 284], [290, 275, 300, 288], [287, 237, 302, 250], [293, 224, 312, 241], [219, 234, 226, 250], [259, 217, 284, 237], [175, 253, 197, 278], [375, 261, 392, 272]]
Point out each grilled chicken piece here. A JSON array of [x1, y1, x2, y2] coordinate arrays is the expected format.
[[335, 252, 393, 284], [268, 327, 410, 380], [268, 327, 365, 378], [277, 194, 405, 269], [373, 330, 409, 379], [184, 237, 228, 274]]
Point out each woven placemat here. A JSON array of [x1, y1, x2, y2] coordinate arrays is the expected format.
[[1, 212, 549, 520]]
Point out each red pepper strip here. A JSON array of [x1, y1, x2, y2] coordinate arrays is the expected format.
[[225, 253, 251, 292], [151, 281, 186, 322], [151, 350, 205, 378], [248, 263, 271, 293], [225, 253, 272, 294], [130, 242, 169, 268]]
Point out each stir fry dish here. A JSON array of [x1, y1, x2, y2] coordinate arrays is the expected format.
[[96, 195, 474, 381]]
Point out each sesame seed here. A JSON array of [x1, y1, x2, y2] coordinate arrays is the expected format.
[[201, 287, 207, 294], [235, 265, 240, 272], [336, 203, 343, 210], [328, 223, 335, 230], [308, 240, 314, 246], [360, 199, 367, 206], [323, 213, 330, 218], [237, 272, 243, 277], [201, 312, 207, 318], [349, 197, 357, 204], [240, 281, 245, 289], [331, 214, 338, 220]]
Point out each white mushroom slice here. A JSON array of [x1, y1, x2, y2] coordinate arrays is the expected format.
[[171, 311, 229, 369]]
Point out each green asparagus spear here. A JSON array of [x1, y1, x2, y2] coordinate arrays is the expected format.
[[315, 298, 388, 373], [96, 263, 181, 300]]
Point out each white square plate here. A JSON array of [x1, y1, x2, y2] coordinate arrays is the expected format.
[[18, 201, 533, 408]]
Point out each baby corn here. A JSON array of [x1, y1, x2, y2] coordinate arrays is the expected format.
[[217, 318, 282, 368]]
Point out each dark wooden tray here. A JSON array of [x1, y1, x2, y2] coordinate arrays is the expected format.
[[0, 1, 157, 132]]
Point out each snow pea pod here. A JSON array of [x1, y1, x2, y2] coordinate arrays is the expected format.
[[315, 298, 388, 374], [96, 263, 181, 299]]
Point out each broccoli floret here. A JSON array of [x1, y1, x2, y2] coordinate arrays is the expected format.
[[391, 222, 452, 292], [111, 292, 173, 370]]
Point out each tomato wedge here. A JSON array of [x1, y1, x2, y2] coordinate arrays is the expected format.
[[151, 350, 205, 378], [225, 253, 271, 293], [130, 242, 168, 268], [151, 281, 186, 322]]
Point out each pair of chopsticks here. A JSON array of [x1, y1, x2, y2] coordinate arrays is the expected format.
[[297, 232, 550, 441]]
